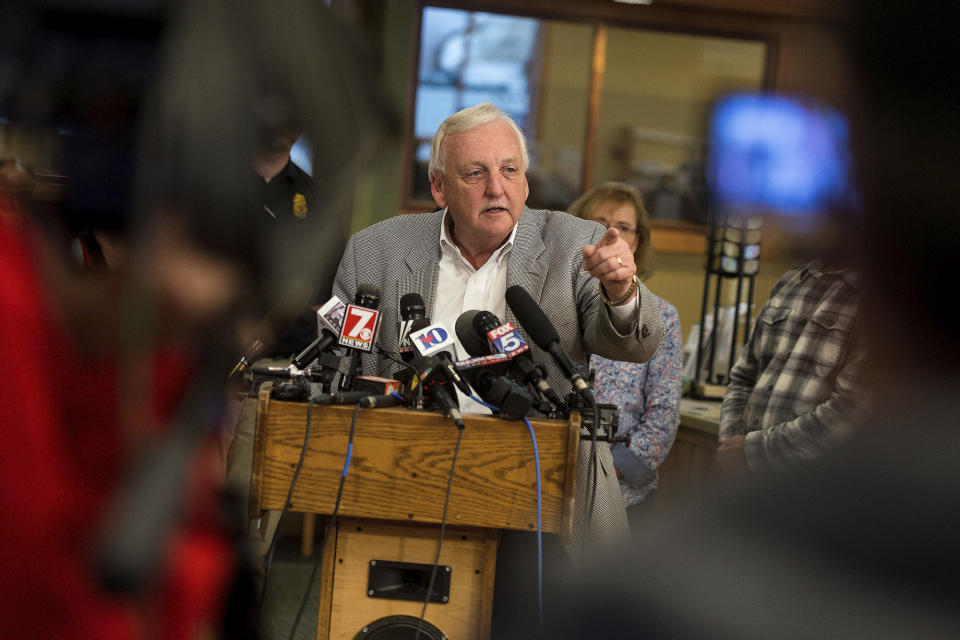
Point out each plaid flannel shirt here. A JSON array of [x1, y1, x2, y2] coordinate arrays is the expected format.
[[720, 260, 865, 471]]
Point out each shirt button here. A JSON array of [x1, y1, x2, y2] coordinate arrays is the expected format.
[[767, 384, 774, 391], [473, 278, 479, 284]]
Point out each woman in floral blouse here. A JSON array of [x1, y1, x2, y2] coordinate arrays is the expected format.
[[569, 183, 682, 525]]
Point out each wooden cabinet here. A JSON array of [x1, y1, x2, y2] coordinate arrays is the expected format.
[[653, 398, 722, 518]]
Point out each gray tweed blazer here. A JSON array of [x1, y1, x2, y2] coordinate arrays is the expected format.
[[332, 207, 665, 398]]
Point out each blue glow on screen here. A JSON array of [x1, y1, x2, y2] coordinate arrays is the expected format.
[[708, 94, 855, 216]]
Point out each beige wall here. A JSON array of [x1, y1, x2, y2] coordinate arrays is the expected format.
[[532, 21, 592, 183], [349, 0, 419, 233], [595, 28, 766, 184], [532, 21, 787, 341]]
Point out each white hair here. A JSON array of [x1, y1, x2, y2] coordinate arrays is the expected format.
[[427, 102, 529, 180]]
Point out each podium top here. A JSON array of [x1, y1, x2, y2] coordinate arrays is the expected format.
[[252, 390, 581, 536]]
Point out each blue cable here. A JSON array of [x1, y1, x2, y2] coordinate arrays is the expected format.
[[467, 393, 499, 414], [342, 442, 353, 477], [523, 416, 544, 629], [469, 394, 544, 628]]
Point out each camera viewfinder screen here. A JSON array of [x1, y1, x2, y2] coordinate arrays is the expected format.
[[708, 93, 854, 216]]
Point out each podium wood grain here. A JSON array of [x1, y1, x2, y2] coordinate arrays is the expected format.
[[251, 390, 580, 536]]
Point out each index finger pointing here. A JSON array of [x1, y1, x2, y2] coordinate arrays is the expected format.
[[596, 226, 620, 248]]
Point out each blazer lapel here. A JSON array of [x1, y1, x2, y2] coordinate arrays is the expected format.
[[397, 210, 444, 322], [505, 207, 547, 329]]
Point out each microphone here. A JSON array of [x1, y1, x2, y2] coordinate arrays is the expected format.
[[228, 338, 264, 381], [398, 293, 430, 363], [409, 322, 472, 395], [400, 292, 426, 320], [455, 353, 533, 419], [359, 394, 405, 409], [250, 365, 326, 381], [454, 309, 488, 357], [397, 293, 430, 362], [249, 364, 327, 396], [339, 284, 382, 390], [505, 285, 595, 404], [470, 311, 564, 412], [291, 295, 347, 369], [312, 389, 388, 405], [409, 354, 465, 429]]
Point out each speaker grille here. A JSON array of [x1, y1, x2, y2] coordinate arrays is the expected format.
[[353, 615, 446, 640]]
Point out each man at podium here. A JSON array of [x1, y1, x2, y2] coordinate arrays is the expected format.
[[333, 102, 665, 550], [329, 104, 665, 633]]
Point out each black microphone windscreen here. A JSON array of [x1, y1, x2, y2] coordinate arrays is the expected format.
[[472, 310, 500, 336], [455, 310, 489, 357], [400, 293, 426, 320], [505, 285, 559, 347], [356, 283, 382, 309]]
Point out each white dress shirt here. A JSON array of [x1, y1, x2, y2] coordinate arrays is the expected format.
[[432, 209, 639, 415]]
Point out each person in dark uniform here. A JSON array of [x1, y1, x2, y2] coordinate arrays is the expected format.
[[225, 122, 347, 589], [251, 124, 341, 357], [254, 125, 314, 222]]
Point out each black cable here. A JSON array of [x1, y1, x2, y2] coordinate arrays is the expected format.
[[583, 400, 600, 546], [377, 344, 425, 408], [287, 403, 361, 640], [376, 344, 417, 376], [258, 398, 314, 618], [342, 349, 361, 390], [414, 425, 464, 640]]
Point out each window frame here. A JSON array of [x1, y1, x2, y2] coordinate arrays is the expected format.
[[401, 0, 789, 254]]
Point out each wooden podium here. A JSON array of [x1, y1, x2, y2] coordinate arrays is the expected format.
[[251, 389, 581, 640]]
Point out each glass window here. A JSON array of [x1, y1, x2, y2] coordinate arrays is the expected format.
[[408, 5, 767, 224], [594, 29, 767, 225], [410, 7, 592, 210]]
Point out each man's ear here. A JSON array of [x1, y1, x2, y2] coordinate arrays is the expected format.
[[430, 173, 447, 208]]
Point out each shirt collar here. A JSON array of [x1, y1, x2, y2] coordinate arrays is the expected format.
[[255, 159, 294, 185], [438, 208, 518, 269], [805, 259, 860, 288]]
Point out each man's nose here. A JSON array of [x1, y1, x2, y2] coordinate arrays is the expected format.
[[485, 172, 506, 197]]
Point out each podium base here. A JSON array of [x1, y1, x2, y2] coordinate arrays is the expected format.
[[318, 518, 498, 640]]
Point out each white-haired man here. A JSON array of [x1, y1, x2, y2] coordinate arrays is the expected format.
[[334, 102, 664, 538], [332, 103, 665, 629]]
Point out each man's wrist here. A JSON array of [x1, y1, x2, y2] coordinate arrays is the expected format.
[[599, 274, 640, 306]]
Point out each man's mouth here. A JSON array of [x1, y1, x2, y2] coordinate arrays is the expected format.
[[482, 202, 508, 214]]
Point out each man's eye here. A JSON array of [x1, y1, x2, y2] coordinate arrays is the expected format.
[[503, 166, 517, 174]]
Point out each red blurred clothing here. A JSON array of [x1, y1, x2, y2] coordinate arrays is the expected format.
[[0, 199, 233, 639]]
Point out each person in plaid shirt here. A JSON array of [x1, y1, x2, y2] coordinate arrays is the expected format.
[[717, 260, 866, 474]]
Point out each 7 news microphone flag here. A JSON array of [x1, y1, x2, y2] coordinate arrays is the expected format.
[[339, 284, 382, 390]]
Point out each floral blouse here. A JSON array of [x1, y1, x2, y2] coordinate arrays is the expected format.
[[591, 296, 682, 506]]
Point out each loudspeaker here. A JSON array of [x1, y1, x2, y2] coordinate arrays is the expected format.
[[353, 615, 444, 639], [317, 518, 498, 640]]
